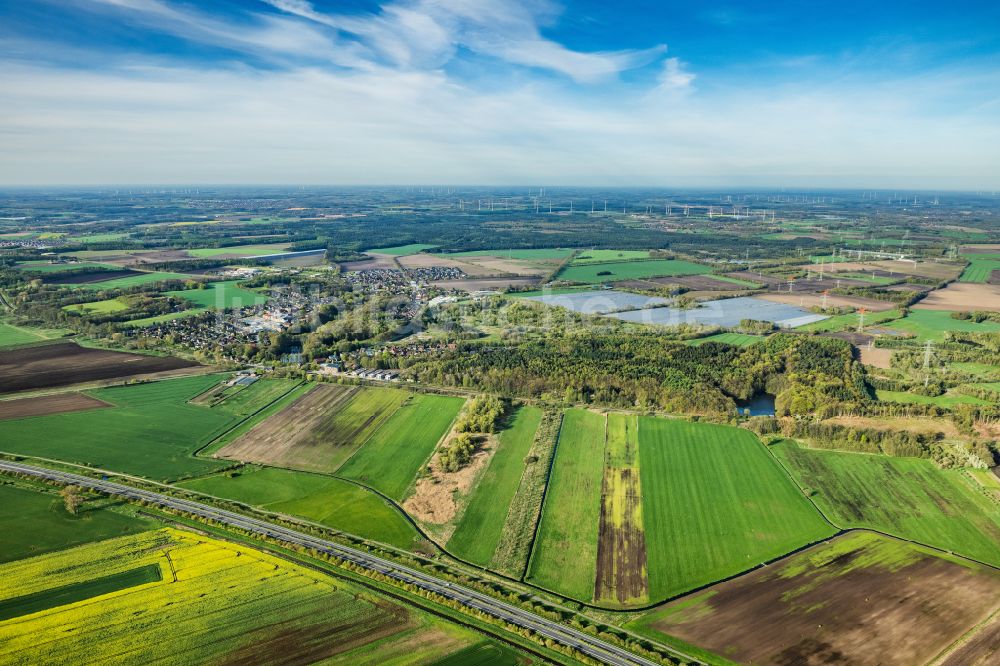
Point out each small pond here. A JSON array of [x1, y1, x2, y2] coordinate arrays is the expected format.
[[737, 393, 776, 416]]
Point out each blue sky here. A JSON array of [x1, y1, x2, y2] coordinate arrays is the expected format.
[[0, 0, 998, 187]]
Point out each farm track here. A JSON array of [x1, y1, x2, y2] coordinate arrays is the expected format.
[[0, 460, 691, 666]]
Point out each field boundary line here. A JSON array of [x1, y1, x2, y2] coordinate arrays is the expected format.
[[761, 438, 1000, 574], [192, 378, 308, 459], [330, 389, 412, 474], [757, 437, 842, 532], [928, 602, 1000, 666], [521, 410, 566, 584]]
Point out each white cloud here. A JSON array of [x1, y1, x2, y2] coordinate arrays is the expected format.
[[260, 0, 664, 82], [0, 59, 997, 188], [657, 57, 695, 92]]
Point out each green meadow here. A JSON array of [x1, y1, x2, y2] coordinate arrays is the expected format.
[[557, 259, 710, 284], [771, 440, 1000, 566], [447, 406, 543, 566], [178, 466, 421, 549]]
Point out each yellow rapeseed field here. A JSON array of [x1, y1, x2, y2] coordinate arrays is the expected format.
[[0, 528, 476, 665]]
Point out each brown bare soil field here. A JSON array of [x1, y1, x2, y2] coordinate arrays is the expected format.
[[342, 254, 398, 271], [0, 392, 111, 420], [858, 346, 894, 369], [399, 253, 499, 277], [645, 532, 1000, 666], [458, 256, 547, 276], [403, 432, 497, 539], [758, 292, 896, 311], [431, 277, 539, 292], [727, 271, 787, 287], [120, 250, 192, 266], [0, 342, 199, 394], [961, 244, 1000, 253], [595, 414, 648, 605], [870, 260, 964, 280], [595, 467, 647, 604], [43, 269, 145, 284], [914, 283, 1000, 312], [936, 608, 1000, 666], [216, 384, 360, 471]]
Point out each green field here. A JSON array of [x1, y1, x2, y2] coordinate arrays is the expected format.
[[187, 243, 290, 258], [62, 298, 129, 315], [338, 394, 465, 500], [0, 374, 238, 480], [686, 332, 763, 346], [0, 485, 153, 563], [0, 322, 69, 348], [876, 389, 987, 407], [70, 271, 192, 290], [797, 308, 903, 333], [16, 261, 116, 273], [166, 281, 268, 309], [557, 259, 710, 284], [571, 250, 651, 264], [951, 362, 1000, 379], [366, 243, 438, 256], [206, 378, 303, 416], [959, 254, 1000, 282], [527, 408, 605, 600], [705, 274, 762, 288], [447, 406, 543, 566], [448, 248, 572, 260], [883, 308, 1000, 341], [178, 467, 422, 549], [70, 232, 128, 243], [638, 419, 835, 601], [771, 440, 1000, 566]]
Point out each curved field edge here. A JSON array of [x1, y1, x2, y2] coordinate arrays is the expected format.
[[337, 393, 466, 501], [176, 466, 424, 550], [638, 418, 836, 602], [625, 530, 1000, 666], [0, 527, 511, 665], [769, 439, 1000, 567]]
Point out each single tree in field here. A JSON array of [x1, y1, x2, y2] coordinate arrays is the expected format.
[[60, 485, 85, 515]]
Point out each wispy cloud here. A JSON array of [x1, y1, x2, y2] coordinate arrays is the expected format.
[[261, 0, 666, 82], [2, 1, 997, 187]]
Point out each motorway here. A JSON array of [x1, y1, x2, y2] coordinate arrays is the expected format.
[[0, 460, 693, 666]]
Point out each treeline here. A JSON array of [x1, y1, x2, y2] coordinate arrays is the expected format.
[[400, 332, 870, 416]]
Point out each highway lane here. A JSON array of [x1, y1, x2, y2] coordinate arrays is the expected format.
[[0, 460, 693, 666]]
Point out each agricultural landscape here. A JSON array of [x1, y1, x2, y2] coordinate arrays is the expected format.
[[1, 184, 998, 665]]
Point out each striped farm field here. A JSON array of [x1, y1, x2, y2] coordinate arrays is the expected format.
[[0, 528, 494, 664], [338, 393, 466, 501], [959, 253, 1000, 282], [526, 408, 605, 600], [216, 385, 410, 473], [771, 440, 1000, 567], [638, 418, 835, 601], [447, 406, 543, 566]]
